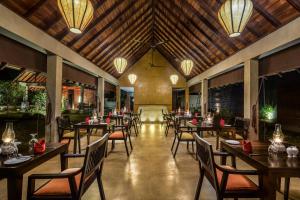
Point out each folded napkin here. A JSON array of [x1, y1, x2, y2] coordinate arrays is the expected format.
[[192, 118, 197, 125], [242, 140, 252, 153], [194, 113, 198, 117], [219, 118, 225, 127], [109, 112, 112, 117], [85, 116, 90, 124], [106, 117, 111, 124], [34, 139, 46, 154]]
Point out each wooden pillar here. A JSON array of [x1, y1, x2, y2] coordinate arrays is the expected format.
[[97, 77, 105, 115], [244, 59, 259, 140], [116, 85, 120, 111], [46, 55, 62, 142], [185, 86, 190, 111], [201, 79, 208, 116]]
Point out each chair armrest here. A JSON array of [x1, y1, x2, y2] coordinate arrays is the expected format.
[[215, 164, 260, 175], [213, 151, 232, 157], [28, 169, 81, 180], [63, 153, 85, 158]]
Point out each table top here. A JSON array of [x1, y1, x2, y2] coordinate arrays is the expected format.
[[0, 142, 68, 177], [220, 141, 300, 175], [74, 121, 111, 128]]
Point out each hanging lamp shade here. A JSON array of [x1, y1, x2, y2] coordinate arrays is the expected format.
[[114, 57, 127, 74], [128, 74, 137, 85], [170, 74, 179, 85], [218, 0, 253, 37], [57, 0, 94, 34], [181, 59, 193, 76]]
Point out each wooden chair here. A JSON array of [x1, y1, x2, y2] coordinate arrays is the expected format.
[[56, 117, 87, 148], [193, 133, 263, 200], [27, 134, 109, 200], [171, 117, 197, 158], [108, 117, 133, 156], [164, 114, 174, 136]]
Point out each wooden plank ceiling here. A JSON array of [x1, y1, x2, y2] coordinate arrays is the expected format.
[[1, 0, 300, 78]]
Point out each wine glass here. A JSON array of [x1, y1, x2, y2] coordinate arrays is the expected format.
[[29, 133, 38, 149]]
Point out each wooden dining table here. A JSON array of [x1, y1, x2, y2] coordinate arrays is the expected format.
[[73, 121, 108, 153], [0, 142, 68, 200], [220, 141, 300, 200]]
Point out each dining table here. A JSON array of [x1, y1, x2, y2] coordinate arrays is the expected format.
[[220, 140, 300, 200], [0, 142, 68, 200], [73, 121, 109, 153]]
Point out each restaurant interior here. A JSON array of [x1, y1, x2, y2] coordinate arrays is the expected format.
[[0, 0, 300, 200]]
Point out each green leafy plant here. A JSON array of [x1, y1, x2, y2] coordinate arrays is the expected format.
[[0, 81, 26, 112], [260, 104, 277, 121], [29, 90, 47, 116]]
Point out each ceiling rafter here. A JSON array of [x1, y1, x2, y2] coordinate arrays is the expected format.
[[97, 21, 152, 70], [159, 0, 228, 60], [156, 2, 222, 63], [67, 0, 123, 47], [181, 0, 243, 51], [252, 0, 282, 27], [154, 30, 202, 74], [155, 13, 209, 70], [86, 10, 152, 60], [101, 28, 152, 71], [287, 0, 300, 11], [88, 7, 152, 62], [23, 0, 47, 18], [77, 0, 145, 53]]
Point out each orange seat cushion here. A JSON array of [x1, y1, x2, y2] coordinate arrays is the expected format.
[[216, 166, 258, 191], [34, 168, 81, 196], [109, 131, 126, 139]]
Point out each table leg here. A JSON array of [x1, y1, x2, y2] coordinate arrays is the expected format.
[[7, 176, 23, 200], [220, 144, 227, 165], [60, 146, 69, 171], [73, 128, 78, 154], [263, 173, 277, 200]]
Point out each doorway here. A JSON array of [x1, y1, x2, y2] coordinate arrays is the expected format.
[[172, 88, 185, 111], [120, 87, 134, 111]]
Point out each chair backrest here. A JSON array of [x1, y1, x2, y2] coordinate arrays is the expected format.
[[78, 133, 109, 197], [194, 133, 219, 191], [56, 116, 69, 141]]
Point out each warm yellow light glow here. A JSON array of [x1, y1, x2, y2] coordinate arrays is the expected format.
[[128, 74, 137, 85], [181, 59, 193, 76], [218, 0, 253, 37], [170, 74, 179, 85], [57, 0, 94, 34], [114, 57, 127, 74]]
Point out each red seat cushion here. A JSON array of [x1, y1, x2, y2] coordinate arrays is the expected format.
[[216, 166, 258, 191], [34, 168, 81, 196], [109, 131, 126, 139]]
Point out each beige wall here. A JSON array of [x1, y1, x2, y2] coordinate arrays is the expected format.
[[119, 50, 186, 111]]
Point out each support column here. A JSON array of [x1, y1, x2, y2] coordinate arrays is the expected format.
[[97, 77, 105, 115], [46, 55, 62, 142], [185, 86, 190, 111], [244, 59, 259, 140], [116, 85, 120, 111], [201, 79, 208, 116]]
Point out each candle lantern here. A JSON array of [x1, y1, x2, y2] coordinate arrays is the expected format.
[[1, 122, 17, 155], [268, 124, 286, 154]]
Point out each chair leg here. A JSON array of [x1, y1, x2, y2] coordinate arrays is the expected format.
[[187, 142, 189, 150], [96, 171, 106, 200], [216, 133, 220, 150], [111, 140, 115, 150], [78, 136, 81, 154], [128, 135, 133, 150], [171, 136, 177, 151], [173, 140, 180, 158], [194, 169, 204, 200], [192, 141, 195, 153], [284, 177, 290, 200], [124, 139, 130, 156]]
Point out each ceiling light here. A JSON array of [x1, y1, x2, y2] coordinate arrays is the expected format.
[[170, 74, 179, 85], [218, 0, 253, 37], [114, 57, 127, 74], [57, 0, 94, 34], [128, 74, 137, 85], [181, 59, 193, 76]]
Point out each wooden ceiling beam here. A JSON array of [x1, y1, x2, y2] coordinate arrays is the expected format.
[[183, 0, 243, 50], [100, 29, 152, 71], [287, 0, 300, 11], [87, 7, 152, 61], [252, 1, 281, 27], [96, 22, 152, 69], [23, 0, 47, 18], [155, 13, 209, 70], [77, 0, 146, 53], [159, 0, 227, 60], [68, 0, 123, 47], [153, 33, 179, 63], [154, 30, 202, 74], [156, 2, 221, 64]]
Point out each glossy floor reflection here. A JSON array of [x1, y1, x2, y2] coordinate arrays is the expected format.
[[1, 124, 299, 199]]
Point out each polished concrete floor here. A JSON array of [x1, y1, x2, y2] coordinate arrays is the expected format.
[[1, 124, 300, 200]]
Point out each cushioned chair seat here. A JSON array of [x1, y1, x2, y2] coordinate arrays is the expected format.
[[109, 131, 126, 139], [34, 168, 81, 196], [180, 132, 194, 140], [216, 166, 258, 191], [63, 130, 86, 138]]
